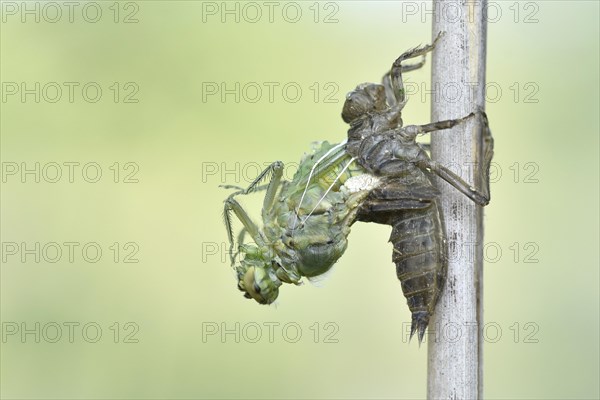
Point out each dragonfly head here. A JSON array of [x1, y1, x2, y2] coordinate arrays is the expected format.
[[342, 83, 387, 123], [235, 246, 281, 304]]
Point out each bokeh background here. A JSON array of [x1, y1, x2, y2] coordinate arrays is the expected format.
[[1, 1, 598, 399]]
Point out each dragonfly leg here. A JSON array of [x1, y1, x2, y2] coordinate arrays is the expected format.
[[386, 32, 442, 105], [382, 58, 426, 107], [222, 162, 284, 264], [408, 111, 492, 206], [224, 196, 260, 265], [237, 228, 247, 250], [417, 159, 490, 206], [397, 111, 477, 140], [261, 161, 284, 219], [227, 161, 283, 198]]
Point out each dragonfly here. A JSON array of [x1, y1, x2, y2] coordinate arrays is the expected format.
[[222, 34, 493, 343]]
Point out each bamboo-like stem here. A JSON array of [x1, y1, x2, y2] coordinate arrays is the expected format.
[[427, 1, 487, 399]]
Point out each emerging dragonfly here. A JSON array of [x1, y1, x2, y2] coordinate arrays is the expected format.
[[222, 35, 493, 343]]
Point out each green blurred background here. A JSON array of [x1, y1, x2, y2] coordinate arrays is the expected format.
[[1, 1, 598, 399]]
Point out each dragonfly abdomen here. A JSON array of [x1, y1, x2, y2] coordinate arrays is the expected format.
[[390, 204, 446, 342]]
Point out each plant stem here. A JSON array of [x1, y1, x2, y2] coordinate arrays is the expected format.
[[428, 1, 488, 398]]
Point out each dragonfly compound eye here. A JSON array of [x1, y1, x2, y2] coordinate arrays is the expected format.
[[253, 283, 261, 294], [242, 266, 280, 305]]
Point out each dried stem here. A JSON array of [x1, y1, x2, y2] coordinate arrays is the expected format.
[[428, 1, 488, 398]]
